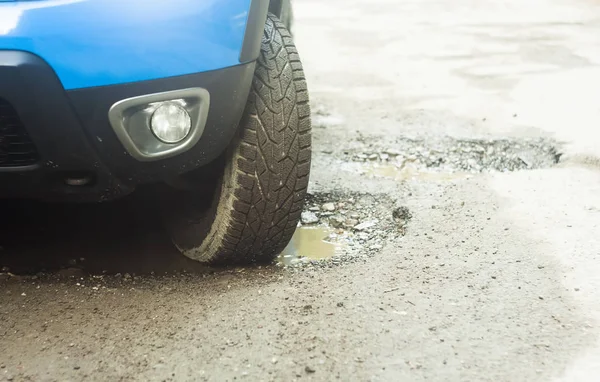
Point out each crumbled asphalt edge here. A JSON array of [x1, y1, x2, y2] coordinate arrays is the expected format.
[[279, 191, 411, 270], [0, 266, 280, 291], [341, 136, 562, 173]]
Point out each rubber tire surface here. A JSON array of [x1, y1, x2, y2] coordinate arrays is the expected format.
[[167, 14, 311, 265]]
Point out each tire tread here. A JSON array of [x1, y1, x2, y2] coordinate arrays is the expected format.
[[172, 14, 311, 265]]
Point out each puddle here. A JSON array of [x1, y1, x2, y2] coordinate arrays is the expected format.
[[277, 191, 399, 269], [312, 105, 345, 129], [278, 227, 341, 265], [313, 114, 345, 128], [367, 163, 472, 181]]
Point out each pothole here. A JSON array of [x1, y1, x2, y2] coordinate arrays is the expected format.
[[341, 136, 561, 174], [278, 192, 410, 269], [365, 163, 472, 182]]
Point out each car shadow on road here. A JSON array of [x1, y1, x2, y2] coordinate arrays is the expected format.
[[0, 190, 212, 276]]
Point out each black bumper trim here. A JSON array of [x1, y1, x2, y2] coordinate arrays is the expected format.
[[67, 63, 255, 187], [240, 0, 270, 63], [0, 51, 255, 202], [0, 97, 40, 167], [0, 51, 125, 201]]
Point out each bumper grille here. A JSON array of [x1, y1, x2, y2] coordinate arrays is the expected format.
[[0, 98, 39, 167]]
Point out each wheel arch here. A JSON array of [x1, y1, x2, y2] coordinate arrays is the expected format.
[[269, 0, 284, 17], [269, 0, 293, 32]]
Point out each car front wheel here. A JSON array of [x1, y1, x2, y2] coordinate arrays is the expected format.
[[164, 13, 311, 265]]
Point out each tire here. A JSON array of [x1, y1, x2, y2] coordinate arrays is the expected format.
[[165, 13, 311, 265]]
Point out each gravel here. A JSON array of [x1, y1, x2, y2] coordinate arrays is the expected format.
[[341, 136, 561, 173], [353, 221, 377, 231], [321, 203, 336, 212], [301, 211, 320, 225]]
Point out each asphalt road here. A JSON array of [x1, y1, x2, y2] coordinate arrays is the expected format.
[[2, 0, 600, 381]]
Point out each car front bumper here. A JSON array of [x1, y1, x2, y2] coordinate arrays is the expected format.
[[0, 51, 255, 202], [0, 0, 266, 90]]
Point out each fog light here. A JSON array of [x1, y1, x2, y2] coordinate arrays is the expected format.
[[150, 103, 192, 143]]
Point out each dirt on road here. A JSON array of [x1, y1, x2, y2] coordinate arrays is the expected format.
[[2, 0, 600, 381]]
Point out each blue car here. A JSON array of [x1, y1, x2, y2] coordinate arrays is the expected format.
[[0, 0, 311, 265]]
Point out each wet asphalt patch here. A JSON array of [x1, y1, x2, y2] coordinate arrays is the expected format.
[[285, 135, 561, 269]]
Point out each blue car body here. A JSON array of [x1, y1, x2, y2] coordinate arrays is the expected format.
[[0, 0, 254, 90], [0, 0, 274, 201]]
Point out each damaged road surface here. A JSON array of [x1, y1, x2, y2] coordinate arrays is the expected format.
[[3, 0, 600, 381]]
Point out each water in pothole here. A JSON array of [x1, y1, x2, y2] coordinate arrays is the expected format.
[[278, 227, 343, 265], [366, 163, 472, 181]]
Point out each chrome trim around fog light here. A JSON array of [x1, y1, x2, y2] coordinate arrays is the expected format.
[[108, 88, 210, 162]]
